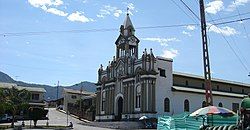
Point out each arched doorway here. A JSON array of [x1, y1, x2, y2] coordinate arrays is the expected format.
[[117, 97, 123, 120]]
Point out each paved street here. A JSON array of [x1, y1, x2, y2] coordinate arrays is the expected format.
[[31, 108, 111, 130], [2, 108, 111, 130]]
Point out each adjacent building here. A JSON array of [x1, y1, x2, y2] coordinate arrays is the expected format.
[[95, 13, 250, 121], [0, 82, 46, 107], [62, 88, 95, 111]]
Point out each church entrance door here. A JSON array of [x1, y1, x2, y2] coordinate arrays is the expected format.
[[117, 97, 123, 121]]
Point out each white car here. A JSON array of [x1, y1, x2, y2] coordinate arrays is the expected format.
[[0, 114, 13, 122]]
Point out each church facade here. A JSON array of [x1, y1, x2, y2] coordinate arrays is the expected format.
[[95, 14, 250, 121], [95, 13, 173, 121]]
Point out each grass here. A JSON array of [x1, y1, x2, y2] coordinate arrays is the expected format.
[[0, 125, 68, 129]]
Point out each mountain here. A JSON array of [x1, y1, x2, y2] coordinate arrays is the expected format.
[[0, 71, 96, 100], [0, 71, 15, 83]]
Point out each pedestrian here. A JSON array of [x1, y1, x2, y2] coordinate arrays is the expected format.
[[69, 122, 73, 128]]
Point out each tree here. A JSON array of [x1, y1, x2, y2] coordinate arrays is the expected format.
[[0, 88, 5, 115], [28, 107, 48, 127], [3, 87, 31, 127]]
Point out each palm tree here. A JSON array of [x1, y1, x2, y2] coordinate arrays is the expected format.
[[3, 86, 31, 127]]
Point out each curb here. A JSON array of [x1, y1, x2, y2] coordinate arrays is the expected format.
[[56, 109, 91, 123]]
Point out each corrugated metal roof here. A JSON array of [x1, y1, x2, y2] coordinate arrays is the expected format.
[[172, 86, 246, 98], [173, 71, 250, 87], [63, 88, 95, 96], [0, 82, 46, 93]]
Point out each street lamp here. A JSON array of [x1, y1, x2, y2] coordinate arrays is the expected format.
[[80, 85, 83, 120]]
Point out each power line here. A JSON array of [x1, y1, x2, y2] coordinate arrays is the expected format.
[[1, 17, 250, 37], [0, 23, 199, 37], [0, 62, 90, 74], [213, 17, 250, 26], [180, 0, 200, 20], [208, 11, 250, 22], [206, 0, 250, 70], [207, 14, 249, 72], [235, 3, 250, 46], [169, 0, 199, 23]]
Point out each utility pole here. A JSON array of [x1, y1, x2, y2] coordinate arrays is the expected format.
[[57, 81, 59, 100], [199, 0, 213, 106]]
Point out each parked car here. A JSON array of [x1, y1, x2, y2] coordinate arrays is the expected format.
[[0, 114, 13, 122], [57, 105, 63, 110]]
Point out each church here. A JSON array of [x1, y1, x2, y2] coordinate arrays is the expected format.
[[95, 13, 250, 121]]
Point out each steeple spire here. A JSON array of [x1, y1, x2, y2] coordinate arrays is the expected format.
[[123, 13, 134, 30], [122, 13, 135, 37]]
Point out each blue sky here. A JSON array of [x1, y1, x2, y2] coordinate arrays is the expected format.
[[0, 0, 250, 86]]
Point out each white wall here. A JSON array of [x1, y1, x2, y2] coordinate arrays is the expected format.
[[171, 91, 242, 114], [63, 93, 81, 111], [155, 57, 173, 116]]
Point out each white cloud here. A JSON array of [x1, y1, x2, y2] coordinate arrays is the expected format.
[[122, 2, 137, 15], [67, 11, 94, 23], [41, 6, 68, 16], [97, 5, 124, 18], [126, 3, 135, 15], [182, 31, 192, 37], [28, 0, 63, 8], [141, 37, 180, 46], [70, 54, 75, 58], [227, 0, 250, 11], [205, 0, 224, 14], [82, 0, 87, 3], [28, 0, 68, 17], [114, 10, 122, 17], [186, 25, 196, 31], [161, 49, 179, 59], [208, 23, 237, 36]]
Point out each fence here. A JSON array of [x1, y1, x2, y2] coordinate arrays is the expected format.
[[157, 113, 238, 130], [68, 105, 95, 121]]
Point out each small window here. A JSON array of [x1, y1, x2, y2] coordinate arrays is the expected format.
[[184, 99, 189, 112], [136, 74, 140, 83], [164, 98, 170, 112], [202, 83, 204, 88], [218, 102, 223, 107], [158, 68, 166, 77], [242, 89, 244, 94], [136, 85, 141, 108], [185, 81, 189, 86], [217, 85, 219, 90], [202, 101, 206, 108], [232, 103, 239, 113], [101, 91, 106, 111], [230, 87, 232, 92], [32, 94, 39, 100], [71, 95, 77, 99]]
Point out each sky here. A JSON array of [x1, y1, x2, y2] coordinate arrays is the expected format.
[[0, 0, 250, 86]]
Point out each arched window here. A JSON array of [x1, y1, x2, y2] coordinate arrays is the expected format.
[[218, 102, 223, 107], [164, 98, 170, 112], [101, 91, 106, 111], [184, 99, 189, 112], [135, 85, 141, 108], [202, 101, 206, 108], [136, 74, 140, 83]]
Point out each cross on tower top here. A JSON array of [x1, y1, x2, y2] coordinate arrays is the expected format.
[[127, 7, 129, 15]]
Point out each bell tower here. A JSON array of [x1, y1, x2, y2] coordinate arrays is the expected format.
[[115, 13, 140, 59]]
